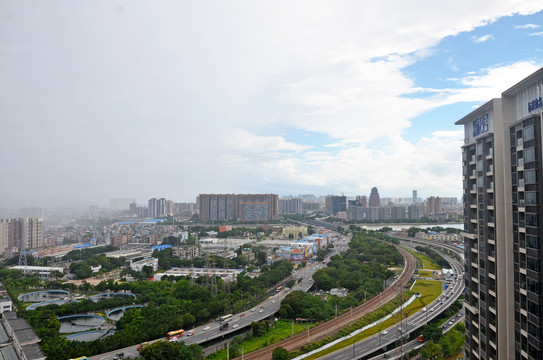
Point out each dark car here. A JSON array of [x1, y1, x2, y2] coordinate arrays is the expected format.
[[113, 353, 124, 360]]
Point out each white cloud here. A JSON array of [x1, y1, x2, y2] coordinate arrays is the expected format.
[[2, 1, 543, 205], [473, 34, 494, 42], [515, 23, 540, 29], [529, 31, 543, 36]]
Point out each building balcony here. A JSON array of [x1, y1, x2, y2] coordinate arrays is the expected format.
[[471, 276, 478, 283], [489, 340, 497, 350], [488, 272, 495, 280], [520, 268, 527, 275], [489, 306, 496, 315], [471, 262, 479, 269], [461, 231, 477, 240], [489, 322, 496, 333], [520, 247, 526, 254], [489, 289, 496, 297], [465, 302, 479, 315]]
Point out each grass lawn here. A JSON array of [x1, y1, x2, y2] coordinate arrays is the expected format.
[[418, 270, 436, 278], [405, 247, 441, 270], [305, 280, 442, 359], [205, 320, 313, 359]]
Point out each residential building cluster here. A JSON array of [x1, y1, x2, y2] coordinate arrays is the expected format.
[[0, 218, 43, 256], [198, 194, 279, 221], [275, 230, 333, 262], [456, 67, 543, 360]]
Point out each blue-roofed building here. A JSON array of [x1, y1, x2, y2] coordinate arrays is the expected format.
[[73, 243, 94, 249], [151, 245, 172, 252]]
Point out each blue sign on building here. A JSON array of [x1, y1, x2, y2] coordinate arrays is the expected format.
[[528, 96, 543, 113], [472, 113, 489, 137]]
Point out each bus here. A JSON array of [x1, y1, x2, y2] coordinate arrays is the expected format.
[[166, 329, 184, 340], [219, 314, 233, 323], [70, 357, 88, 360], [137, 342, 149, 351]]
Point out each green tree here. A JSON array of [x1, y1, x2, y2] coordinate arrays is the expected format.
[[420, 340, 443, 360], [421, 323, 443, 342], [439, 329, 464, 357], [272, 346, 290, 360], [140, 340, 178, 360]]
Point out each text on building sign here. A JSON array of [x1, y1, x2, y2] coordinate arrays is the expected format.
[[528, 97, 543, 113], [472, 113, 489, 137]]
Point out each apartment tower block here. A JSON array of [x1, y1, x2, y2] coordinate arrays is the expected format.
[[456, 67, 543, 360]]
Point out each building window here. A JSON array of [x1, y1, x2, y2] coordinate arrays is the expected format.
[[524, 147, 536, 163], [527, 235, 540, 250], [525, 170, 537, 184], [524, 126, 535, 141]]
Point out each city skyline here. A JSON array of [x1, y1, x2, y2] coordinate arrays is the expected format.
[[2, 2, 543, 208]]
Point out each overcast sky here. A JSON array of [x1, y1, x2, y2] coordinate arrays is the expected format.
[[2, 1, 543, 208]]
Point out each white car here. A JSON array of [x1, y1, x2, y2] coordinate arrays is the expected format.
[[232, 324, 239, 329], [203, 326, 210, 331], [169, 337, 178, 342], [251, 309, 255, 312], [422, 307, 427, 312], [259, 310, 263, 313], [381, 330, 389, 335], [449, 320, 454, 325]]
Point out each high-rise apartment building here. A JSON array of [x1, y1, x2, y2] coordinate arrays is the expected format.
[[368, 187, 381, 207], [356, 195, 368, 208], [324, 195, 347, 215], [412, 190, 417, 204], [456, 67, 543, 360], [279, 198, 304, 214], [148, 198, 167, 218], [0, 218, 43, 254], [198, 194, 278, 221], [427, 196, 442, 214]]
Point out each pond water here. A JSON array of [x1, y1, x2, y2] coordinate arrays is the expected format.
[[59, 315, 105, 334]]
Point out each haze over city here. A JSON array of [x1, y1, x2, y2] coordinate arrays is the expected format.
[[2, 1, 543, 208]]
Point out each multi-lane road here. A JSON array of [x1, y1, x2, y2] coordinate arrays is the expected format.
[[233, 242, 417, 360], [89, 234, 348, 360], [89, 234, 462, 360], [317, 248, 464, 360]]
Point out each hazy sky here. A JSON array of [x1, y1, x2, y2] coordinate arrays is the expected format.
[[2, 1, 543, 208]]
